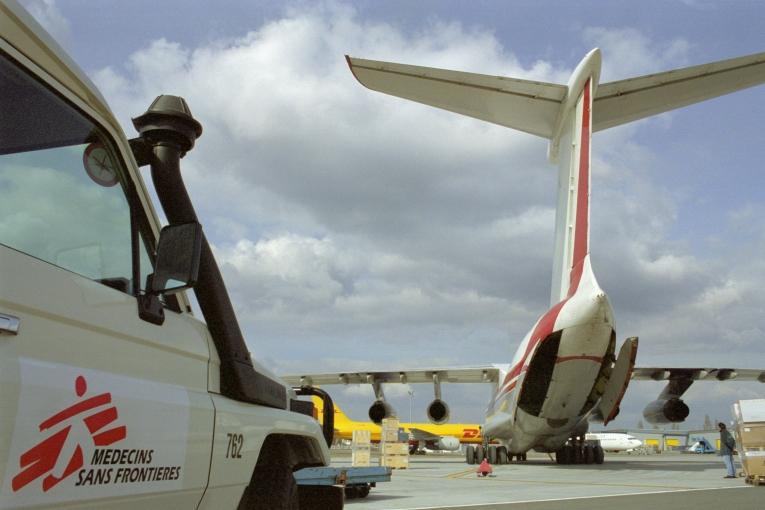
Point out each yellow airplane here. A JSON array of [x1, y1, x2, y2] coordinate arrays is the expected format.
[[311, 396, 483, 453]]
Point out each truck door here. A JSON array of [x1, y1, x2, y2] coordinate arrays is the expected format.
[[0, 49, 214, 508]]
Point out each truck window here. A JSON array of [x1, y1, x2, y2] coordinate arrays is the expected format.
[[0, 52, 150, 294]]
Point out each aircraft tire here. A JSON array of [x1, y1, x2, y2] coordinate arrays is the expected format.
[[466, 445, 476, 465], [476, 445, 485, 462], [488, 446, 497, 464], [497, 446, 508, 465], [594, 445, 605, 464], [520, 453, 527, 461], [584, 445, 595, 464], [572, 445, 583, 464]]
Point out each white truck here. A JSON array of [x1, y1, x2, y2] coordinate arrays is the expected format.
[[0, 1, 342, 508]]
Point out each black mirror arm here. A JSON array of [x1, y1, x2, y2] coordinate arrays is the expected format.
[[138, 274, 165, 325]]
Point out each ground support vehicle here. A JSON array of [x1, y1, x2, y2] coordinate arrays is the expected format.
[[0, 1, 340, 508], [294, 466, 391, 499]]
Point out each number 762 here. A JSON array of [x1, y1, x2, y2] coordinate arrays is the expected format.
[[226, 433, 243, 459]]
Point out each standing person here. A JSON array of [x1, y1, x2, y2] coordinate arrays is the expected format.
[[718, 422, 736, 478]]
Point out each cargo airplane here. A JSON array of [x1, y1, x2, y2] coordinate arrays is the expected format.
[[310, 396, 482, 454], [284, 48, 765, 466]]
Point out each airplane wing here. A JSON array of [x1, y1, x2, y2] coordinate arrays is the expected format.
[[281, 366, 501, 387], [632, 367, 765, 382], [408, 427, 442, 442], [346, 56, 566, 139], [593, 51, 765, 131]]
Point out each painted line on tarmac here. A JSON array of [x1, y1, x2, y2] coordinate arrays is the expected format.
[[402, 471, 696, 490], [384, 485, 751, 510], [445, 469, 476, 479]]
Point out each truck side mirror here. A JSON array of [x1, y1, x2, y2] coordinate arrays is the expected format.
[[150, 222, 202, 295]]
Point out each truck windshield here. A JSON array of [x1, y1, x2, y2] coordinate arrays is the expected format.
[[0, 52, 150, 292]]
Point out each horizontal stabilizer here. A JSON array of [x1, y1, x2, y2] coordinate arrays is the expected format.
[[346, 56, 566, 138], [594, 51, 765, 131]]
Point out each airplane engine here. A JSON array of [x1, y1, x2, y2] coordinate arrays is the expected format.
[[436, 436, 460, 451], [426, 398, 450, 424], [642, 398, 689, 424], [368, 400, 396, 425]]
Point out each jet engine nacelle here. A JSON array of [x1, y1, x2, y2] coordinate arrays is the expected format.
[[436, 436, 460, 451], [368, 400, 396, 425], [643, 398, 690, 424], [426, 398, 450, 425]]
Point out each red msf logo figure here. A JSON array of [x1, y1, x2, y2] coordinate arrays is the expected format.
[[12, 375, 127, 492]]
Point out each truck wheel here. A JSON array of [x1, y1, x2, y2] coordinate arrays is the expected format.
[[298, 485, 344, 510], [241, 465, 299, 510], [466, 445, 476, 464], [358, 485, 371, 498], [476, 445, 485, 462]]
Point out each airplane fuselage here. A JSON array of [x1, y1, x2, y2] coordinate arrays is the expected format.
[[483, 257, 615, 454]]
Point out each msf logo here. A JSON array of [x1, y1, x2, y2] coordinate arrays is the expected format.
[[12, 375, 127, 492]]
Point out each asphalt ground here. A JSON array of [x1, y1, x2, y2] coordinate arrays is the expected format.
[[331, 451, 760, 510]]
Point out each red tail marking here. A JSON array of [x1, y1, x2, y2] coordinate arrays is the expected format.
[[568, 78, 591, 295]]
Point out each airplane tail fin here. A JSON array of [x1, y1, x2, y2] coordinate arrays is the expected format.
[[311, 395, 353, 425], [346, 50, 765, 304]]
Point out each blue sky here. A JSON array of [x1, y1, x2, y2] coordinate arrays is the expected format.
[[21, 0, 765, 429]]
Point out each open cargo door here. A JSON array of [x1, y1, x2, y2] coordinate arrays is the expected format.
[[598, 337, 638, 425]]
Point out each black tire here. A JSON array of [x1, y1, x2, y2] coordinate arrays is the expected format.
[[566, 446, 574, 464], [476, 445, 485, 462], [497, 446, 508, 465], [466, 445, 476, 465], [572, 445, 583, 464], [520, 453, 527, 462], [298, 485, 344, 510], [240, 466, 299, 510], [555, 449, 566, 464], [584, 445, 595, 464], [358, 485, 371, 498], [488, 446, 498, 464], [594, 445, 605, 464]]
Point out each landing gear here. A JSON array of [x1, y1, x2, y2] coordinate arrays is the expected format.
[[555, 440, 604, 465], [497, 446, 508, 465], [594, 444, 605, 464], [475, 445, 485, 462], [465, 445, 476, 465], [488, 446, 497, 464]]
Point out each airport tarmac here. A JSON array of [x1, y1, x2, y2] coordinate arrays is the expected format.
[[332, 451, 761, 509]]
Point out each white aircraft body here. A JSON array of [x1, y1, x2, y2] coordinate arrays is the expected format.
[[284, 49, 765, 465], [585, 433, 642, 452]]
